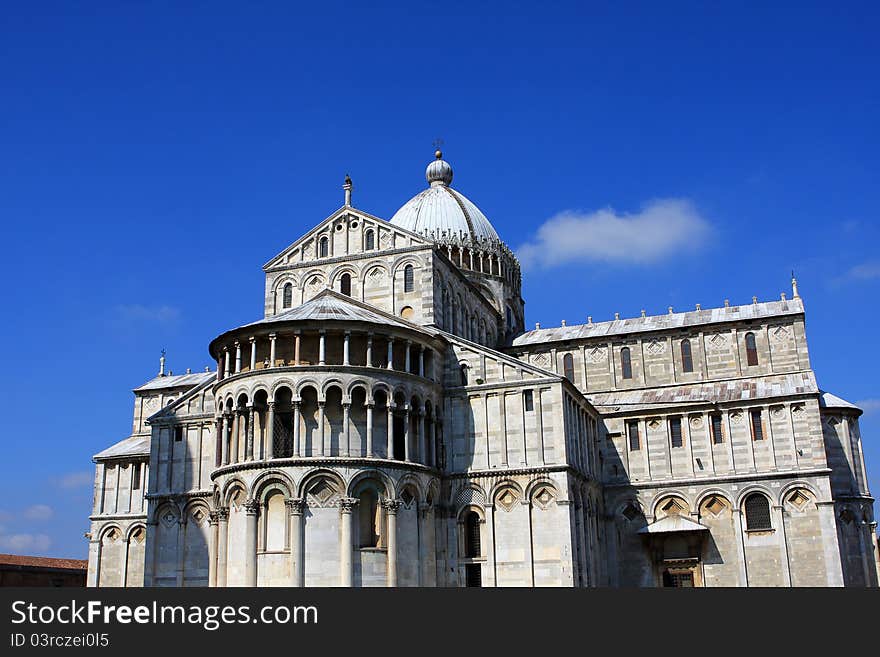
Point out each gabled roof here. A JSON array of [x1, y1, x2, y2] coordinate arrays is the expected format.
[[819, 390, 861, 412], [441, 329, 568, 382], [146, 374, 216, 423], [512, 298, 805, 347], [134, 371, 214, 392], [93, 434, 150, 460], [262, 205, 432, 271]]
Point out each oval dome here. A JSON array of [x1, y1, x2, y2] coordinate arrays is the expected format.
[[389, 152, 501, 244]]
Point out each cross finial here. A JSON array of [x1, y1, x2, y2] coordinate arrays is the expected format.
[[159, 348, 166, 376], [433, 137, 444, 159]]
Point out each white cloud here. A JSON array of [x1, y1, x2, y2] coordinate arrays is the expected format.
[[55, 471, 94, 490], [0, 533, 51, 553], [846, 262, 880, 281], [114, 304, 181, 325], [23, 505, 54, 521], [856, 399, 880, 415], [516, 198, 711, 269]]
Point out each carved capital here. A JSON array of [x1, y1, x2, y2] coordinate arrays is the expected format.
[[338, 497, 360, 513], [215, 507, 229, 522], [382, 499, 402, 515], [285, 498, 305, 515], [244, 500, 260, 516], [208, 511, 219, 525]]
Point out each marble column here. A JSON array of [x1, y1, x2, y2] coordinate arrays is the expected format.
[[343, 402, 351, 457], [319, 330, 326, 365], [365, 402, 374, 457], [232, 410, 242, 463], [244, 500, 259, 586], [403, 407, 411, 462], [339, 498, 359, 587], [343, 331, 350, 366], [249, 337, 257, 371], [234, 341, 242, 373], [216, 508, 229, 587], [383, 499, 401, 587], [266, 402, 275, 460], [317, 401, 326, 456], [293, 401, 302, 456], [208, 512, 219, 587], [269, 333, 277, 367], [405, 340, 411, 373], [294, 331, 301, 366], [246, 405, 255, 460], [220, 414, 230, 466], [366, 333, 373, 367], [224, 347, 231, 377], [418, 346, 425, 377], [287, 499, 305, 587], [387, 404, 395, 459], [387, 338, 394, 369]]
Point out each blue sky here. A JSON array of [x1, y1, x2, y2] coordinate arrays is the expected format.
[[1, 2, 878, 558]]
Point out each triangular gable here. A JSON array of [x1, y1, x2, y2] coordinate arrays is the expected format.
[[146, 375, 215, 423], [441, 330, 562, 381], [263, 206, 433, 271]]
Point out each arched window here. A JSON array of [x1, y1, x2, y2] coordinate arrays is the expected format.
[[357, 489, 380, 548], [463, 511, 481, 558], [319, 236, 329, 258], [340, 273, 351, 296], [745, 332, 758, 366], [744, 493, 772, 531], [364, 229, 375, 251], [282, 282, 293, 309], [404, 264, 414, 292], [460, 364, 469, 386], [681, 339, 694, 373], [620, 347, 633, 380], [563, 353, 574, 381]]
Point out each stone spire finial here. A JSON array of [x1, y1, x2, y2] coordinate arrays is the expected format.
[[159, 349, 166, 376], [753, 295, 758, 304], [641, 309, 646, 317], [791, 270, 800, 299], [343, 174, 353, 206]]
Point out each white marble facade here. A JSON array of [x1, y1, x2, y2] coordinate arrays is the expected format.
[[87, 152, 879, 587]]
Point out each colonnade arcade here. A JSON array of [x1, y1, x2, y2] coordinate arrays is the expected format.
[[215, 327, 439, 381], [214, 382, 442, 469]]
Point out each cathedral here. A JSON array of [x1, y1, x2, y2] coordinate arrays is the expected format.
[[86, 151, 879, 587]]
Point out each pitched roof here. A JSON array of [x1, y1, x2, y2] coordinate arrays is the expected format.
[[94, 434, 150, 460], [512, 298, 804, 347], [588, 372, 818, 412], [819, 390, 861, 412], [134, 371, 214, 392], [0, 554, 88, 570]]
